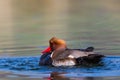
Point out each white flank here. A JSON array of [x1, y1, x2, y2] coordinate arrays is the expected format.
[[68, 55, 74, 58], [52, 60, 75, 66]]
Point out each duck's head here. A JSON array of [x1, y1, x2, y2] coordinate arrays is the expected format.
[[49, 37, 67, 51], [41, 37, 67, 54]]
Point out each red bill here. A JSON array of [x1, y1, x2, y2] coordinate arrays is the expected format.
[[41, 47, 51, 54]]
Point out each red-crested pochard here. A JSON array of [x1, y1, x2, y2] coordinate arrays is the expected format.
[[39, 37, 104, 66]]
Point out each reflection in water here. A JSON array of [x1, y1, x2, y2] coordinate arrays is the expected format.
[[50, 72, 70, 80], [0, 0, 120, 56], [0, 0, 120, 55], [49, 72, 102, 80], [0, 0, 14, 54]]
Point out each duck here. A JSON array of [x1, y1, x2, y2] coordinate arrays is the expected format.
[[39, 37, 104, 66]]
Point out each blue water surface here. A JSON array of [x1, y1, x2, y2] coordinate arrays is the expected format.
[[0, 55, 120, 77]]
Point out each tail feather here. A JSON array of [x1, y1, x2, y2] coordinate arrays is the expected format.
[[85, 47, 94, 52], [75, 46, 94, 52]]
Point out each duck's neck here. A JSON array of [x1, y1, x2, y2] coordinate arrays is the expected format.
[[50, 47, 66, 60]]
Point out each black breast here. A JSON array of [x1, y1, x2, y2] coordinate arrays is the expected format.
[[39, 53, 52, 66]]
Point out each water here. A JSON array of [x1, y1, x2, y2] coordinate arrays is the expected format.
[[0, 56, 120, 80], [0, 0, 120, 80]]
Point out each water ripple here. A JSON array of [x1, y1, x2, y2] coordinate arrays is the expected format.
[[0, 56, 120, 77]]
